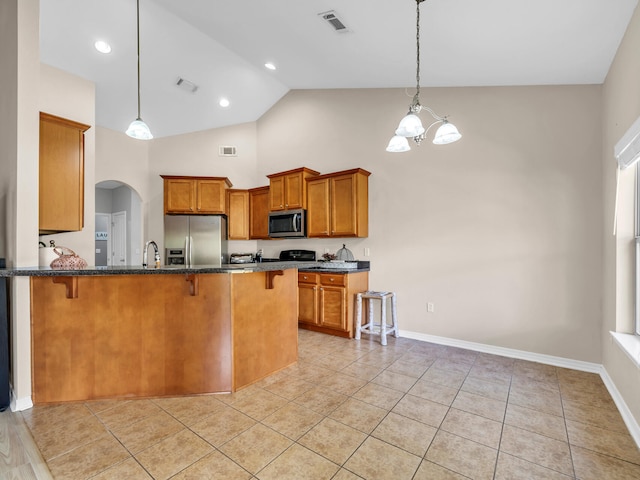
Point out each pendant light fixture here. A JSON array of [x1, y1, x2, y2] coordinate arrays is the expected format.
[[126, 0, 153, 140], [387, 0, 461, 153]]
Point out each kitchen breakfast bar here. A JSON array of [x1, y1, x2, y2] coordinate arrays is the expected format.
[[3, 262, 309, 404]]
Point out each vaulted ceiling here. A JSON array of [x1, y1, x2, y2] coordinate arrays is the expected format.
[[40, 0, 638, 138]]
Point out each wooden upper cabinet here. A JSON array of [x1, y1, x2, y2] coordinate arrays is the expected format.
[[226, 189, 250, 240], [163, 178, 196, 213], [306, 178, 331, 237], [307, 168, 371, 238], [39, 112, 91, 234], [267, 167, 319, 211], [162, 175, 232, 214], [249, 186, 270, 239]]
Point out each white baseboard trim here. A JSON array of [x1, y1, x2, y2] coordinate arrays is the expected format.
[[10, 394, 33, 412], [399, 329, 640, 448], [399, 330, 602, 372]]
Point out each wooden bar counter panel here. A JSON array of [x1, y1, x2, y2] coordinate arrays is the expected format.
[[30, 270, 298, 403]]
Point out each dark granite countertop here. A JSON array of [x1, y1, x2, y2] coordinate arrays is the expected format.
[[297, 261, 370, 274], [0, 261, 315, 277], [0, 260, 370, 277]]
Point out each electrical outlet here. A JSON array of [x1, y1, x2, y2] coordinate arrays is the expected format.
[[427, 302, 434, 313], [364, 247, 370, 257]]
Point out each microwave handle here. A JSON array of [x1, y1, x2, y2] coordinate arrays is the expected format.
[[293, 213, 300, 232]]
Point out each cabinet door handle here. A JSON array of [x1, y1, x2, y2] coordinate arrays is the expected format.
[[329, 278, 334, 282], [303, 275, 307, 280]]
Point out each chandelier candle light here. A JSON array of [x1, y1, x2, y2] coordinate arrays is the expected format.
[[386, 0, 461, 153], [126, 0, 153, 140]]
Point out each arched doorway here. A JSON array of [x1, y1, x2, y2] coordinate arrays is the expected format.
[[95, 181, 143, 266]]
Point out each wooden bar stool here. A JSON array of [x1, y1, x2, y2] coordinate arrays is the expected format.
[[355, 291, 398, 346]]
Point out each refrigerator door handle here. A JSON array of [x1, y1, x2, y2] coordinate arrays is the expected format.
[[185, 235, 190, 266], [189, 236, 194, 266]]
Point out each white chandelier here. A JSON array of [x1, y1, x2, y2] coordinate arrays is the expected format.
[[387, 0, 461, 153]]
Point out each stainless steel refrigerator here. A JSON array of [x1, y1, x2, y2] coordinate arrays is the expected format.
[[164, 215, 228, 266]]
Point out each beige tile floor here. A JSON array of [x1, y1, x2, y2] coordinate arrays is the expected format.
[[2, 329, 640, 479]]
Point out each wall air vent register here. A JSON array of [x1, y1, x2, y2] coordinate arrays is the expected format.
[[219, 146, 237, 157]]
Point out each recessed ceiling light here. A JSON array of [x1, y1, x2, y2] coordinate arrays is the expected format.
[[264, 62, 276, 71], [219, 98, 230, 108], [94, 40, 112, 54]]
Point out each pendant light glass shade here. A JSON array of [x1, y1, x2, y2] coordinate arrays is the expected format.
[[126, 118, 153, 140], [386, 135, 411, 153], [395, 114, 425, 137], [127, 0, 152, 140], [433, 122, 461, 145]]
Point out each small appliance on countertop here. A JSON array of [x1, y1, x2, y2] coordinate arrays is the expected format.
[[229, 253, 255, 264]]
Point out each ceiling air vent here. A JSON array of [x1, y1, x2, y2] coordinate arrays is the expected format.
[[176, 77, 198, 94], [219, 146, 237, 157], [318, 10, 349, 32]]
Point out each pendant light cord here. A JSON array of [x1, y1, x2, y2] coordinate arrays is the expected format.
[[136, 0, 141, 120]]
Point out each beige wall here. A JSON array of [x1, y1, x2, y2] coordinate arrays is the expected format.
[[602, 4, 640, 425], [256, 86, 603, 362]]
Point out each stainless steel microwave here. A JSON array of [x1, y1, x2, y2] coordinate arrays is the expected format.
[[268, 209, 306, 238]]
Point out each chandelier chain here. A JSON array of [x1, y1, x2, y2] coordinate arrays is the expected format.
[[415, 0, 421, 100]]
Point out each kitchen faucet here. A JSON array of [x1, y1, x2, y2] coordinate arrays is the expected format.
[[143, 240, 161, 268]]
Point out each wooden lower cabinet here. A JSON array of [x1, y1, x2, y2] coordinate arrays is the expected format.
[[30, 270, 298, 403], [298, 271, 368, 338]]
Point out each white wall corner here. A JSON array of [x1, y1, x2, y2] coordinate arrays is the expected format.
[[599, 365, 640, 449]]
